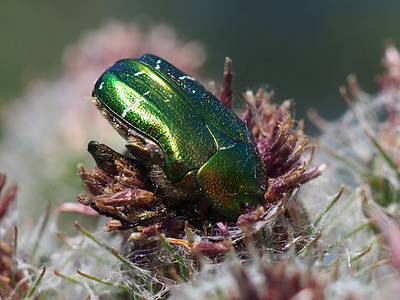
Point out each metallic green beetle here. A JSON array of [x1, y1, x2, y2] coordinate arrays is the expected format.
[[92, 54, 266, 220]]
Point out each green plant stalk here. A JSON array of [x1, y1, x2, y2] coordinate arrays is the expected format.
[[25, 266, 46, 299], [77, 270, 133, 293], [365, 129, 400, 179], [30, 203, 51, 264], [312, 186, 344, 229], [156, 228, 189, 281], [73, 221, 111, 252], [324, 219, 373, 254]]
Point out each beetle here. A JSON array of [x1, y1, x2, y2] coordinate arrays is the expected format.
[[91, 54, 266, 220]]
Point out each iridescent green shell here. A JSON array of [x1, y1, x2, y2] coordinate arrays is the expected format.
[[92, 54, 266, 219]]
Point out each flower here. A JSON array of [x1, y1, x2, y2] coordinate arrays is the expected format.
[[77, 55, 322, 258]]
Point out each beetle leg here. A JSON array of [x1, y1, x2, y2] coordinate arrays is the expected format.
[[125, 143, 164, 167], [87, 141, 135, 173]]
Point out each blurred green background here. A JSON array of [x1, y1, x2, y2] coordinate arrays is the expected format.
[[2, 0, 400, 129]]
